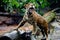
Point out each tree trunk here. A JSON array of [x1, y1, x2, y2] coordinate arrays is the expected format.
[[43, 11, 56, 23]]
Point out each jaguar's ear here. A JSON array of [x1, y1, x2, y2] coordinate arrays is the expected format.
[[24, 3, 29, 9], [24, 4, 26, 9]]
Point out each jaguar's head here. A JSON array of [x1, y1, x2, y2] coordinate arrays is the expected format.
[[24, 3, 35, 10]]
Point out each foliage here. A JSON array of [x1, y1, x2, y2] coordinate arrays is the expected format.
[[2, 0, 20, 12], [2, 0, 50, 15]]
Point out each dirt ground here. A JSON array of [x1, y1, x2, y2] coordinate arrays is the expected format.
[[0, 24, 18, 35]]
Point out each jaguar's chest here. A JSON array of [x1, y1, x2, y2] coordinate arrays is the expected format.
[[28, 14, 33, 21], [27, 14, 35, 24]]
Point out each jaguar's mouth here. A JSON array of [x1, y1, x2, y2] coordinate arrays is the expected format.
[[29, 7, 34, 9], [29, 6, 35, 10]]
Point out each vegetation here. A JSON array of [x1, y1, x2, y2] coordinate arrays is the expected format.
[[0, 0, 50, 15], [0, 0, 59, 16]]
